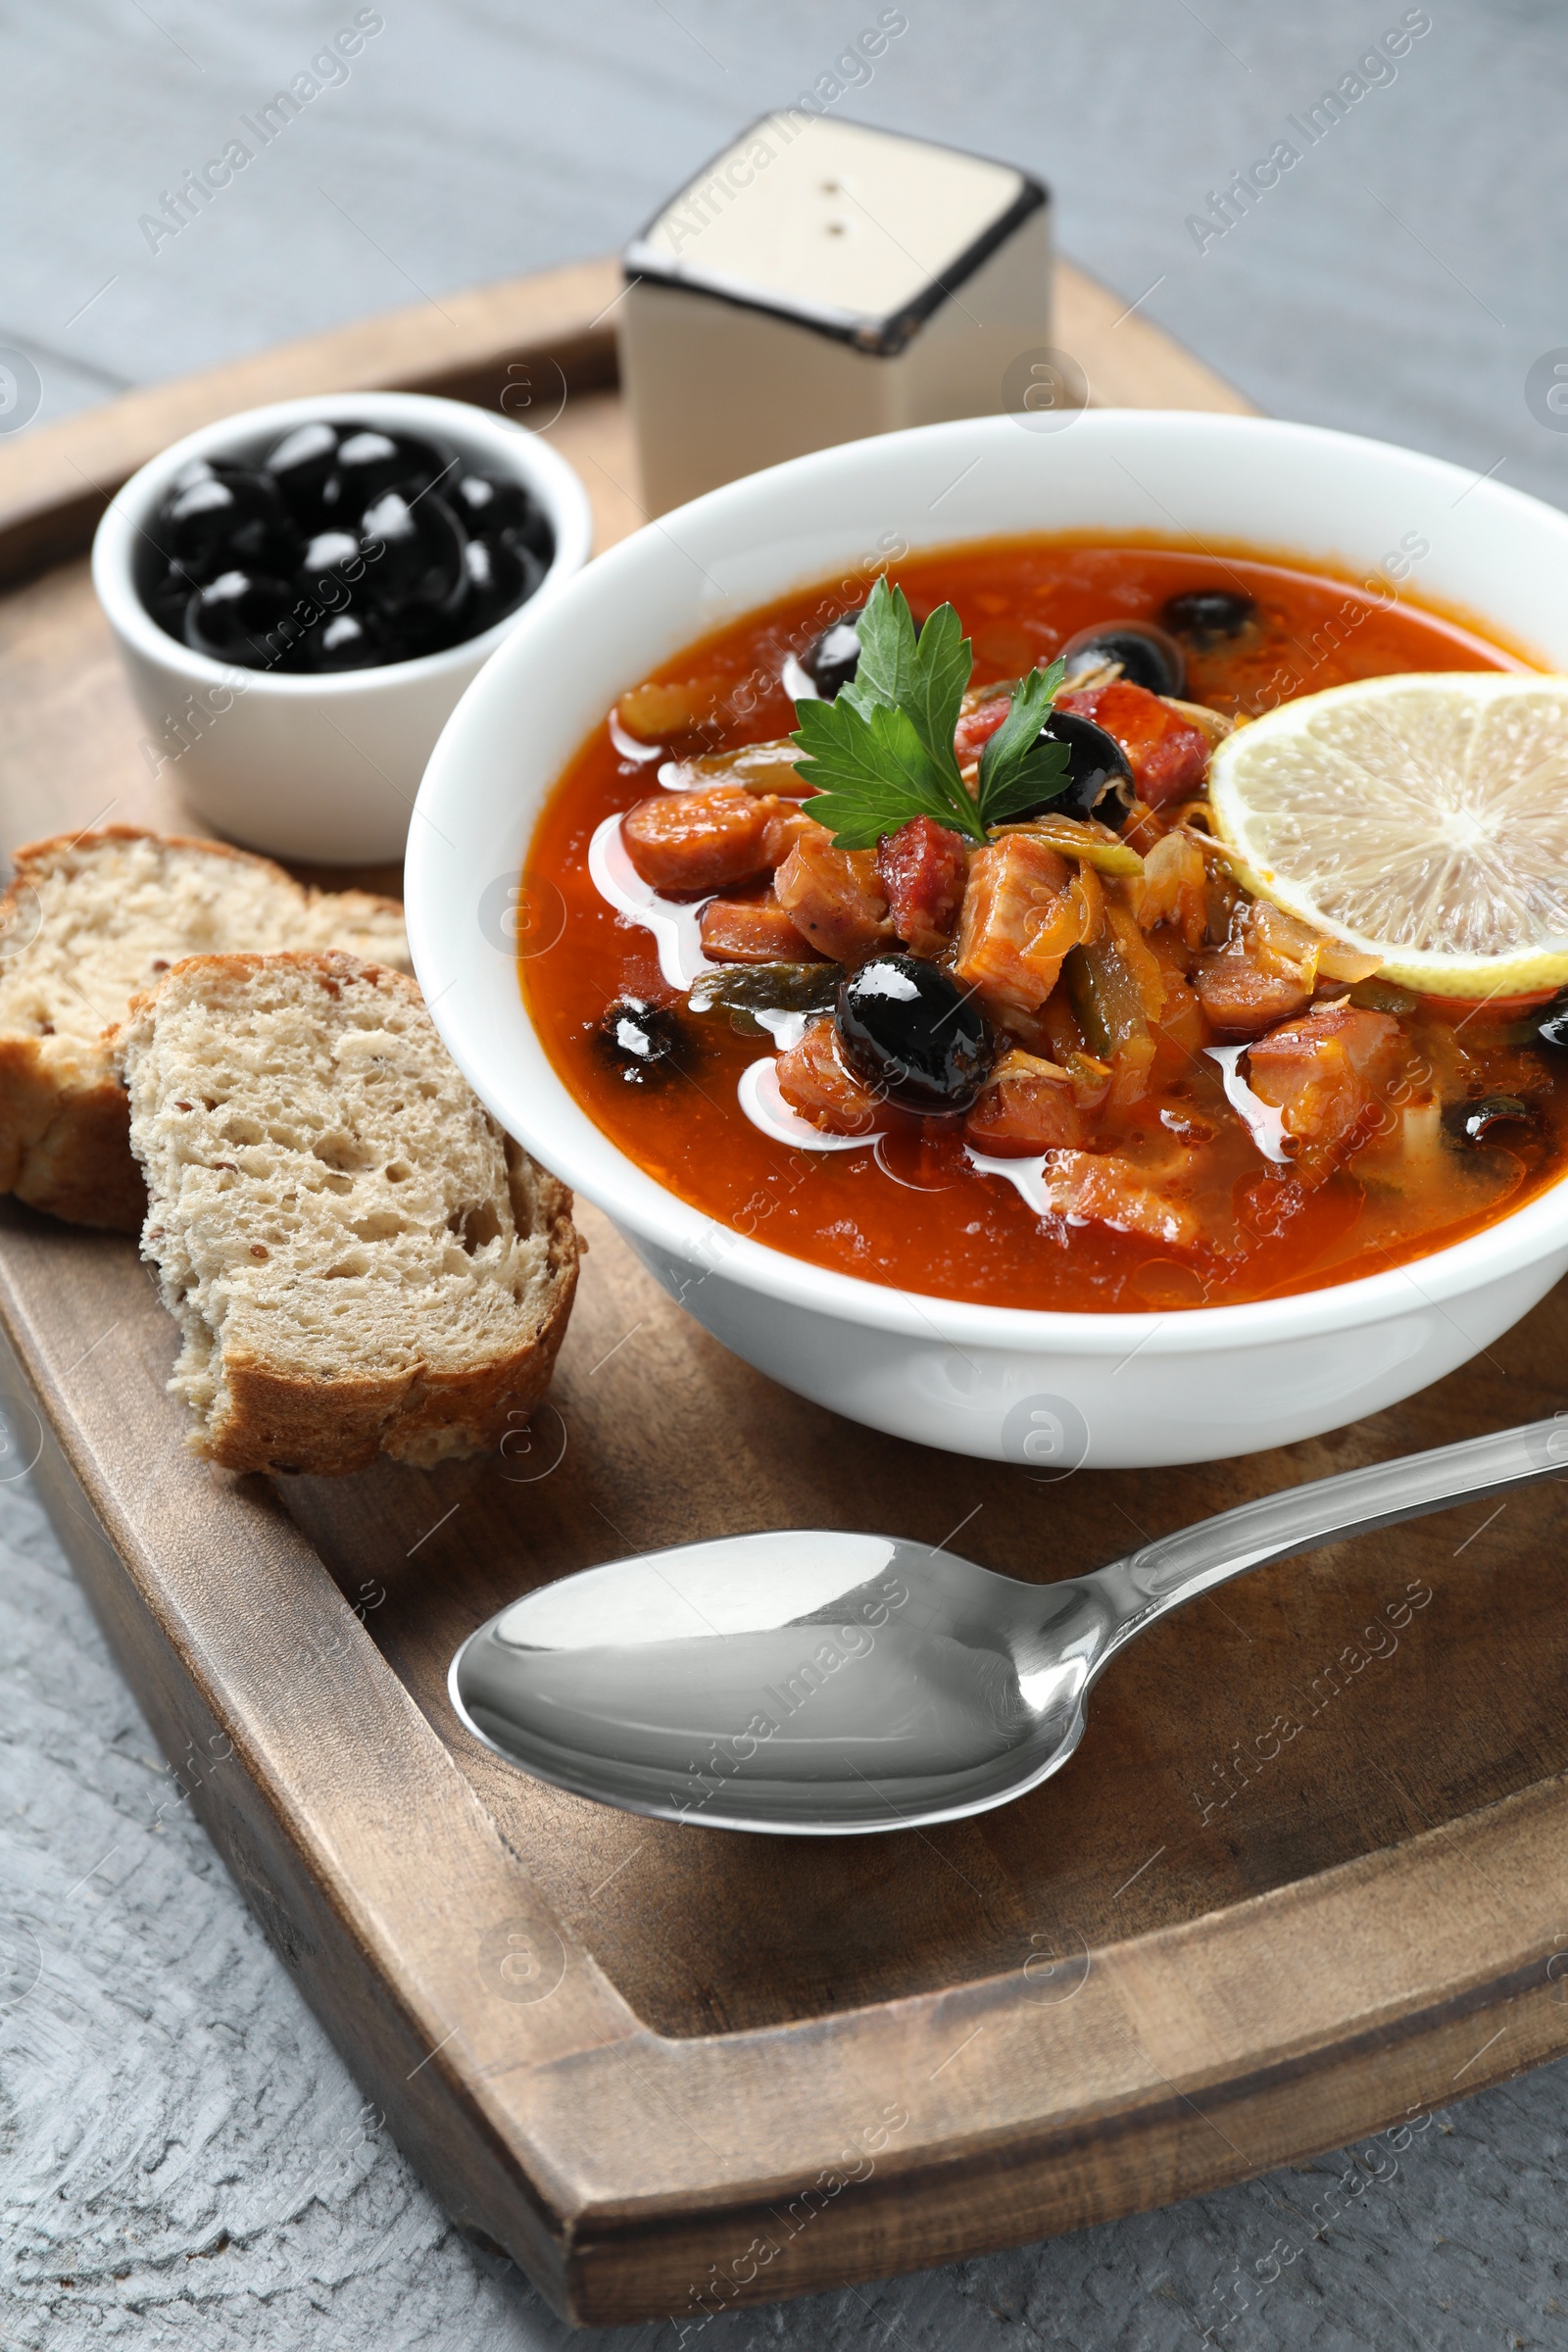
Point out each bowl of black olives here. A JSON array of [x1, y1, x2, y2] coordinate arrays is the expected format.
[[93, 392, 591, 863]]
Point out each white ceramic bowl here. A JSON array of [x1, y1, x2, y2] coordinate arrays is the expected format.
[[93, 390, 592, 864], [407, 411, 1568, 1467]]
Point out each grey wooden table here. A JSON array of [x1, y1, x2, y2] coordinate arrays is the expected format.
[[5, 4, 1568, 2345]]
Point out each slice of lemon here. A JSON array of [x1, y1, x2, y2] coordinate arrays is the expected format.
[[1207, 671, 1568, 998]]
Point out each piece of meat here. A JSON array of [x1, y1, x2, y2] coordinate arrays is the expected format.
[[1058, 679, 1210, 806], [964, 1051, 1085, 1156], [698, 896, 818, 963], [1199, 956, 1311, 1037], [1135, 830, 1208, 949], [1040, 1149, 1200, 1249], [622, 787, 797, 893], [953, 694, 1012, 762], [1199, 899, 1383, 1034], [1194, 889, 1382, 1030], [1195, 901, 1320, 1036], [954, 835, 1099, 1017], [1196, 951, 1309, 1037], [774, 1017, 883, 1135], [761, 801, 823, 866], [876, 816, 970, 956], [1245, 1002, 1405, 1187], [773, 833, 893, 964]]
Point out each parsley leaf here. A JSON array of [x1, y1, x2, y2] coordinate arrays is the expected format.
[[976, 659, 1071, 823], [840, 576, 921, 719], [792, 698, 974, 850], [790, 578, 1071, 849], [901, 602, 972, 787]]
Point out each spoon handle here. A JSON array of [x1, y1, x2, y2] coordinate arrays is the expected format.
[[1091, 1414, 1568, 1656]]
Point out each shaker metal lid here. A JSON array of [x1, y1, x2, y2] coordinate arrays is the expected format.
[[623, 113, 1048, 356]]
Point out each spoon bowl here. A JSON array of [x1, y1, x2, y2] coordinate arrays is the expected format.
[[451, 1416, 1568, 1834], [452, 1531, 1106, 1831]]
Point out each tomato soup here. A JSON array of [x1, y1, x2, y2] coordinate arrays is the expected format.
[[520, 540, 1568, 1313]]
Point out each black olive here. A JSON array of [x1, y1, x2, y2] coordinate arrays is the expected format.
[[297, 609, 390, 672], [511, 538, 548, 607], [324, 428, 447, 513], [303, 529, 359, 567], [798, 610, 863, 700], [835, 955, 991, 1112], [1447, 1095, 1536, 1145], [360, 487, 466, 615], [450, 472, 555, 565], [296, 527, 363, 604], [140, 423, 551, 667], [459, 531, 543, 634], [263, 420, 341, 522], [595, 998, 689, 1085], [232, 520, 304, 580], [449, 469, 521, 530], [1024, 710, 1136, 828], [144, 562, 200, 645], [1060, 620, 1185, 697], [1162, 587, 1256, 644], [160, 467, 291, 575], [184, 569, 296, 668], [1533, 992, 1568, 1052], [505, 503, 555, 564]]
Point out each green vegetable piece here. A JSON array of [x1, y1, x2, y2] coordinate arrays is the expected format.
[[1348, 976, 1421, 1017], [791, 576, 1072, 850], [687, 961, 841, 1035], [1064, 934, 1150, 1060], [976, 660, 1070, 822]]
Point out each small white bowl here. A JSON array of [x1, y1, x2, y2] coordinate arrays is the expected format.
[[406, 411, 1568, 1467], [93, 390, 592, 865]]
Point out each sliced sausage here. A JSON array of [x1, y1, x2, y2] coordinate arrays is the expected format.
[[964, 1051, 1085, 1156], [773, 834, 893, 964], [876, 816, 970, 958], [622, 787, 796, 894], [774, 1017, 884, 1135], [698, 896, 818, 963]]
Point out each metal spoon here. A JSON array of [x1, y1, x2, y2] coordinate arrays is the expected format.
[[450, 1415, 1568, 1835]]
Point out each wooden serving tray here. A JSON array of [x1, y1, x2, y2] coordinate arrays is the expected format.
[[4, 257, 1568, 2329]]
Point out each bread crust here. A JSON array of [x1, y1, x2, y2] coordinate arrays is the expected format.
[[0, 829, 406, 1231], [208, 1223, 577, 1473], [117, 949, 581, 1478], [1, 1053, 146, 1229]]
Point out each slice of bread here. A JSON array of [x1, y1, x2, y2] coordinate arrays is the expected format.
[[0, 828, 410, 1231], [115, 951, 579, 1476]]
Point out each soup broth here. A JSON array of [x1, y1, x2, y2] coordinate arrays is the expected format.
[[521, 541, 1566, 1313]]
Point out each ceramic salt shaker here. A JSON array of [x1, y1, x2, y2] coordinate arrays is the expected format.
[[618, 112, 1052, 514]]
